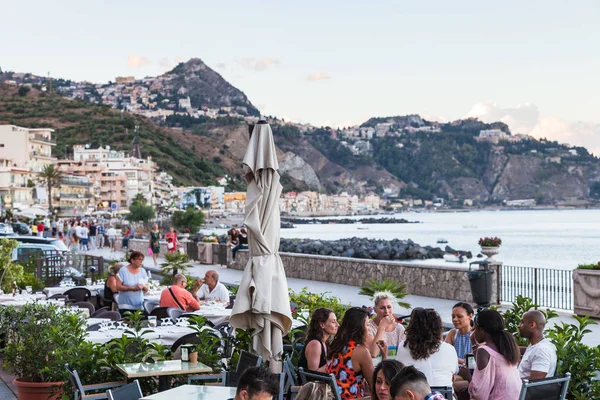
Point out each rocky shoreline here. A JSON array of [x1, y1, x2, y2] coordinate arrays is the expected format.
[[279, 237, 444, 260], [281, 217, 418, 225]]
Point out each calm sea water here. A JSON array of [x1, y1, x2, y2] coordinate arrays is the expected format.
[[278, 209, 600, 270]]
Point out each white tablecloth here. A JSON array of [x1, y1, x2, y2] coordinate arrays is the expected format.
[[0, 293, 46, 303], [86, 325, 199, 345], [44, 284, 104, 297]]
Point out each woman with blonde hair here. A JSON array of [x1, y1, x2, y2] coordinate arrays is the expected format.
[[367, 291, 406, 358], [296, 382, 336, 400]]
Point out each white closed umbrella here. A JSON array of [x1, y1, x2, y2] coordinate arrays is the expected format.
[[230, 122, 292, 370]]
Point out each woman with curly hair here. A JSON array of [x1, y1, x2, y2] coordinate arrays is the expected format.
[[458, 308, 521, 400], [371, 359, 405, 400], [327, 307, 377, 399], [396, 308, 458, 387], [298, 308, 339, 373]]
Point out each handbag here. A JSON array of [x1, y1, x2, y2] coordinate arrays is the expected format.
[[167, 241, 175, 250], [148, 248, 153, 256]]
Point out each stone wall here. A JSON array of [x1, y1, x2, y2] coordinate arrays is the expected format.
[[121, 239, 498, 303], [232, 250, 499, 303]]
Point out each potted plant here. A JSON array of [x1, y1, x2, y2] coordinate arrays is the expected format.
[[0, 303, 88, 399], [478, 236, 502, 261], [160, 252, 193, 277], [358, 278, 411, 309], [573, 262, 600, 318]]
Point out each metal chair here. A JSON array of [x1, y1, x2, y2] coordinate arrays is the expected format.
[[430, 386, 453, 399], [106, 380, 142, 400], [149, 306, 170, 320], [143, 300, 160, 315], [70, 301, 96, 315], [90, 306, 110, 318], [283, 356, 302, 400], [64, 287, 92, 302], [297, 367, 342, 400], [47, 294, 68, 300], [65, 363, 126, 400], [236, 350, 263, 374], [518, 373, 571, 400], [94, 311, 121, 321], [167, 307, 184, 321], [170, 332, 201, 354]]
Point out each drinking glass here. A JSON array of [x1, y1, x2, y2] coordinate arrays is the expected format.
[[25, 286, 32, 294], [86, 278, 92, 286], [148, 316, 157, 328]]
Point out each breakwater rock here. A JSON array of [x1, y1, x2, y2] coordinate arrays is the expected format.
[[282, 217, 418, 225], [279, 237, 444, 260]]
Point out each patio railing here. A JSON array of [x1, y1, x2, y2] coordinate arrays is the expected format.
[[499, 264, 573, 311], [35, 252, 105, 286]]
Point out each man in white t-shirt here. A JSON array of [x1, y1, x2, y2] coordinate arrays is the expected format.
[[194, 270, 230, 305], [518, 310, 557, 380]]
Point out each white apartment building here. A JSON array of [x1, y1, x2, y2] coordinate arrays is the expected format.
[[0, 125, 57, 209]]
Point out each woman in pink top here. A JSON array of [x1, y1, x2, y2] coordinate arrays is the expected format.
[[458, 309, 521, 400]]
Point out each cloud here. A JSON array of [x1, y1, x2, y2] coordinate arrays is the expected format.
[[236, 57, 280, 71], [127, 55, 150, 69], [307, 72, 331, 81], [466, 102, 600, 155]]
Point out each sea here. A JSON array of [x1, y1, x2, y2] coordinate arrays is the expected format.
[[274, 209, 600, 270]]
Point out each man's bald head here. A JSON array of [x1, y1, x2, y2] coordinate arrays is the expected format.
[[172, 273, 187, 285], [524, 310, 546, 330]]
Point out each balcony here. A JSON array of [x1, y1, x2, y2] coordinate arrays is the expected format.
[[29, 134, 56, 145]]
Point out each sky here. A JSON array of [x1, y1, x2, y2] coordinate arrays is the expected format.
[[1, 1, 599, 151]]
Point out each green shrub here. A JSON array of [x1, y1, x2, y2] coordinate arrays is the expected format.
[[493, 295, 557, 346], [577, 263, 600, 270], [288, 287, 349, 321]]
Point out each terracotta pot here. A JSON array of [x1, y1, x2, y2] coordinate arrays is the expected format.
[[13, 379, 63, 400], [189, 351, 198, 364]]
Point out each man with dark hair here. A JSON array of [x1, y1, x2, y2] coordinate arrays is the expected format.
[[390, 366, 447, 400], [229, 365, 280, 400]]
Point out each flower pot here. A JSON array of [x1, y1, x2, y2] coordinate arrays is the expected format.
[[13, 379, 63, 400], [572, 269, 600, 318], [189, 351, 198, 364], [480, 246, 500, 261]]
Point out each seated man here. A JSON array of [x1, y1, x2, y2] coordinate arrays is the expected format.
[[518, 310, 557, 380], [390, 366, 447, 400], [194, 270, 230, 305], [228, 365, 280, 400], [159, 273, 200, 312]]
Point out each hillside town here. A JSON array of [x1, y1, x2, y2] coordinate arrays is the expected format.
[[0, 123, 387, 218]]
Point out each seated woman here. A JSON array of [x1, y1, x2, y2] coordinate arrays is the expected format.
[[298, 308, 339, 373], [458, 309, 521, 400], [372, 359, 405, 400], [104, 263, 122, 310], [445, 302, 475, 364], [396, 308, 458, 387], [367, 292, 406, 358], [327, 307, 375, 399]]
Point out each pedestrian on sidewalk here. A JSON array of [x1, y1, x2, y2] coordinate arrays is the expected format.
[[96, 223, 105, 248], [149, 224, 161, 266], [107, 225, 117, 252], [165, 227, 179, 254], [88, 221, 97, 250]]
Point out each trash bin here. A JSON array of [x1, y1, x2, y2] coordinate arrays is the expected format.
[[468, 260, 495, 307]]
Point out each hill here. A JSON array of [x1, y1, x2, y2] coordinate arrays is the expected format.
[[0, 84, 237, 188]]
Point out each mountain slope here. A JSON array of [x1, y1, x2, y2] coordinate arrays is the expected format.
[[0, 84, 234, 187]]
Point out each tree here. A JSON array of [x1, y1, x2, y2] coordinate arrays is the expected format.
[[171, 206, 205, 234], [18, 86, 30, 97], [38, 164, 63, 214], [132, 192, 147, 204], [127, 200, 155, 223]]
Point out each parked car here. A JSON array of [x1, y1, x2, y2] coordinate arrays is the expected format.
[[11, 222, 31, 235], [0, 223, 14, 234]]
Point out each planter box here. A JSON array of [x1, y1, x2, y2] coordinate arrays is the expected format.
[[572, 269, 600, 318]]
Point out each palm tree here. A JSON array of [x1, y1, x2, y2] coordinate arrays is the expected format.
[[38, 164, 63, 214], [359, 278, 411, 309]]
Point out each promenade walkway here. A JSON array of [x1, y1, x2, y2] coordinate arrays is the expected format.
[[87, 248, 600, 347]]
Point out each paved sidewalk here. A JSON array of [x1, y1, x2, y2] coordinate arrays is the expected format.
[[86, 248, 600, 347]]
